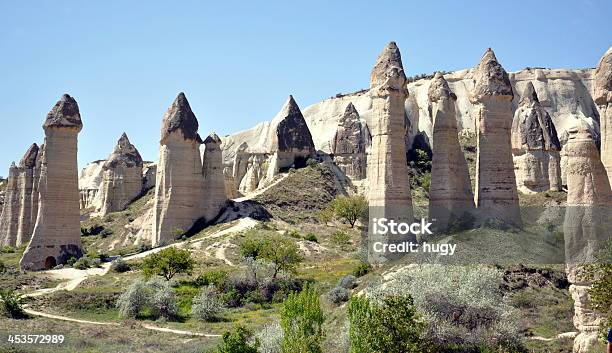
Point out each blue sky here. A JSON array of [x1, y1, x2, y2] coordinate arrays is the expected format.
[[0, 0, 610, 176]]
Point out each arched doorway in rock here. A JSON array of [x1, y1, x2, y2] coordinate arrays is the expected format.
[[44, 256, 57, 270]]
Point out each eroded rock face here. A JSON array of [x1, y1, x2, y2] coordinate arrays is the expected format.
[[78, 160, 105, 209], [511, 82, 562, 193], [367, 42, 413, 264], [562, 121, 612, 353], [16, 144, 40, 246], [470, 49, 521, 227], [266, 96, 316, 178], [142, 162, 157, 191], [21, 94, 84, 270], [153, 93, 205, 246], [594, 47, 612, 185], [239, 154, 268, 194], [331, 103, 370, 180], [202, 133, 228, 221], [428, 73, 475, 231], [0, 163, 19, 247], [96, 133, 144, 215]]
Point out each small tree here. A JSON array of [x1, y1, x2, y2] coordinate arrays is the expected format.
[[260, 236, 302, 279], [141, 247, 195, 281], [280, 285, 324, 353], [192, 285, 225, 321], [586, 240, 612, 331], [331, 195, 368, 228], [217, 326, 259, 353], [348, 295, 425, 353]]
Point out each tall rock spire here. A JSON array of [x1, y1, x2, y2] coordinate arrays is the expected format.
[[511, 82, 562, 193], [367, 42, 413, 264], [153, 93, 206, 246], [594, 46, 612, 185], [95, 133, 144, 215], [202, 133, 228, 221], [0, 162, 19, 247], [21, 94, 84, 270], [331, 103, 370, 180], [428, 73, 475, 232], [470, 49, 521, 227], [16, 143, 40, 246]]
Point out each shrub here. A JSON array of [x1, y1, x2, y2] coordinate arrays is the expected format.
[[73, 257, 92, 270], [348, 295, 425, 353], [352, 262, 371, 277], [327, 287, 350, 304], [141, 247, 195, 281], [240, 238, 268, 259], [148, 279, 179, 320], [99, 229, 114, 238], [0, 289, 27, 319], [260, 236, 302, 279], [369, 265, 521, 349], [110, 258, 131, 273], [66, 256, 78, 266], [1, 245, 15, 253], [317, 207, 334, 226], [0, 260, 5, 274], [331, 195, 368, 228], [117, 279, 150, 318], [338, 275, 357, 289], [256, 321, 283, 353], [192, 285, 225, 321], [216, 326, 259, 353], [287, 229, 301, 239], [331, 231, 351, 246], [304, 233, 318, 243], [585, 240, 612, 332], [280, 285, 324, 353], [138, 243, 152, 253], [194, 270, 228, 288]]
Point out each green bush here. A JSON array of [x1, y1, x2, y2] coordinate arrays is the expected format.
[[287, 229, 301, 239], [0, 289, 27, 319], [352, 262, 371, 277], [192, 285, 225, 321], [280, 285, 324, 353], [348, 295, 425, 353], [1, 245, 15, 253], [331, 231, 351, 245], [194, 270, 228, 288], [327, 287, 350, 304], [73, 257, 99, 270], [116, 279, 179, 320], [304, 233, 318, 243], [216, 326, 259, 353], [110, 258, 131, 273], [141, 247, 195, 281], [66, 256, 78, 266], [240, 238, 267, 259], [585, 240, 612, 333], [99, 229, 114, 238], [0, 260, 5, 274]]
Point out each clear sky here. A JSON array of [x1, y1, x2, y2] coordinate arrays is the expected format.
[[0, 0, 610, 176]]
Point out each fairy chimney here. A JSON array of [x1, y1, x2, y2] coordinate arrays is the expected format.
[[202, 133, 228, 221]]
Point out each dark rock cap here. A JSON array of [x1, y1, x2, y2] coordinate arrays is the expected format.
[[43, 94, 83, 130], [519, 82, 540, 106], [594, 46, 612, 104], [428, 72, 457, 102], [273, 95, 315, 153], [160, 92, 202, 143], [204, 132, 222, 145], [333, 102, 369, 155], [104, 132, 143, 169], [19, 143, 39, 169], [471, 48, 513, 101], [370, 41, 407, 88]]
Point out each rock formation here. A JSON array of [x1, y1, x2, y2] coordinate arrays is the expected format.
[[94, 133, 144, 216], [470, 49, 521, 227], [142, 162, 157, 191], [265, 96, 316, 179], [16, 144, 40, 246], [0, 163, 19, 246], [20, 94, 84, 270], [511, 82, 562, 193], [78, 160, 105, 209], [153, 92, 205, 246], [367, 42, 413, 263], [563, 121, 612, 353], [428, 73, 475, 231], [331, 103, 370, 180], [594, 46, 612, 185], [239, 154, 268, 194], [202, 133, 228, 221]]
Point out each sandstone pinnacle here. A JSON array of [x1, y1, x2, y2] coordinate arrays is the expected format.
[[44, 94, 83, 130], [160, 92, 202, 143], [471, 48, 514, 102], [428, 73, 457, 102], [19, 144, 39, 169], [271, 95, 315, 153], [104, 133, 143, 169], [204, 132, 222, 144], [370, 41, 407, 89], [594, 46, 612, 105], [519, 81, 540, 105]]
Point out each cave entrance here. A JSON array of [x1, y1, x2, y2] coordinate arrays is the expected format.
[[44, 256, 57, 270]]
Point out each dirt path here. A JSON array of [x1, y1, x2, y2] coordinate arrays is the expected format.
[[232, 173, 288, 202]]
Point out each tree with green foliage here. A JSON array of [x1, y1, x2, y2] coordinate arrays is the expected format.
[[280, 285, 324, 353], [240, 238, 268, 259], [141, 247, 195, 281], [216, 326, 259, 353], [348, 295, 425, 353], [260, 236, 302, 279], [331, 195, 368, 228]]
